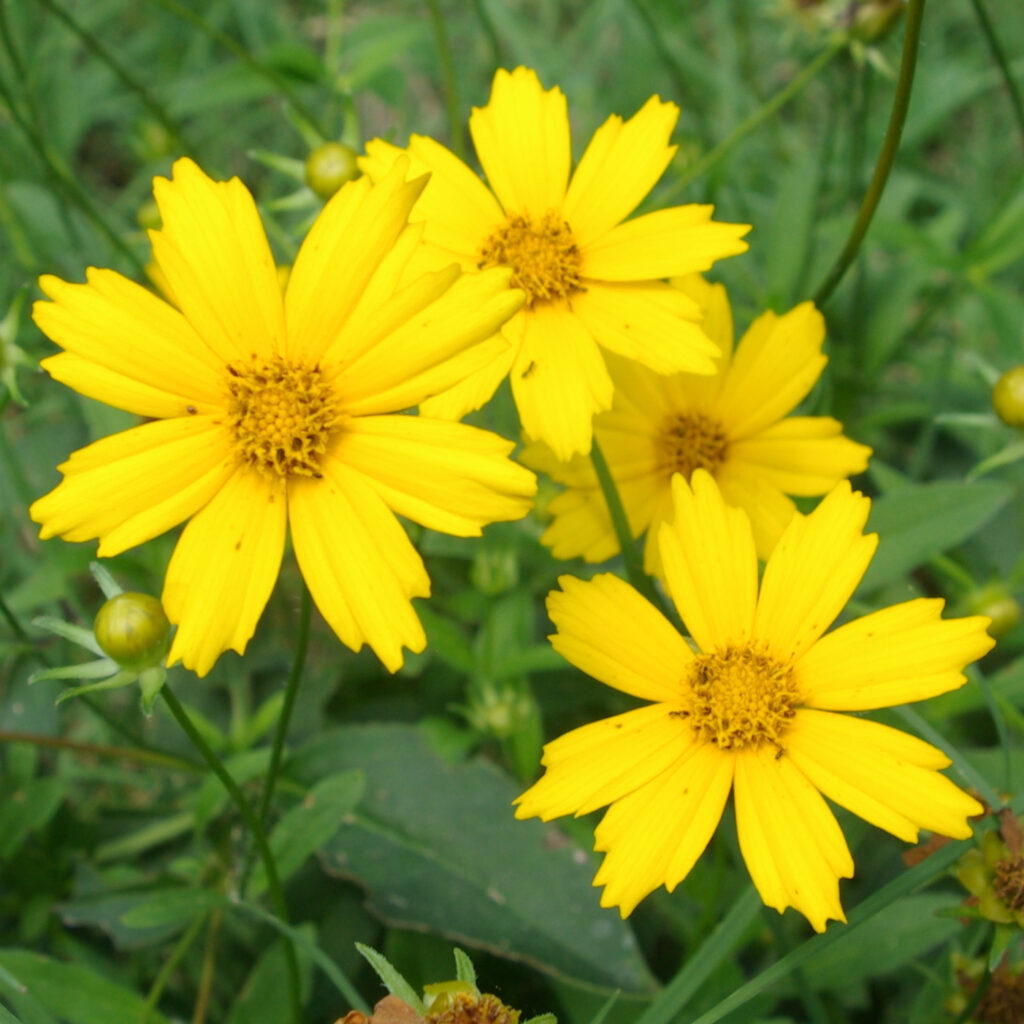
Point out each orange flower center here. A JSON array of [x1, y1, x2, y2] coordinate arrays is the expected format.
[[659, 412, 729, 479], [675, 645, 799, 751], [225, 354, 338, 480], [478, 210, 583, 307]]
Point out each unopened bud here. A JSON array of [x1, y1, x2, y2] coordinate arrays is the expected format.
[[94, 592, 170, 670], [305, 141, 360, 200]]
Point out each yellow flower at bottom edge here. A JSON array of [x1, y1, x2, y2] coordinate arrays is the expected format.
[[515, 470, 993, 930], [30, 157, 536, 676], [522, 276, 872, 572], [359, 67, 751, 461]]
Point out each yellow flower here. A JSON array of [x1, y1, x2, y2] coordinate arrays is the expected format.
[[31, 158, 536, 676], [515, 471, 992, 930], [359, 67, 751, 460], [522, 276, 871, 571]]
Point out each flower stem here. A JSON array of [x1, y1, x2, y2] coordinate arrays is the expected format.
[[142, 911, 207, 1024], [191, 908, 222, 1024], [0, 728, 201, 773], [424, 0, 466, 160], [161, 683, 302, 1024], [812, 0, 927, 305], [660, 40, 844, 203], [970, 0, 1024, 151]]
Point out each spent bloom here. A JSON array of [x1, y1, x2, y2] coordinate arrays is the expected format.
[[516, 471, 993, 929], [360, 66, 750, 460], [31, 158, 536, 676], [523, 275, 871, 570]]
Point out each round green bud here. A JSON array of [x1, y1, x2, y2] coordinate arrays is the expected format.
[[136, 198, 162, 231], [94, 592, 171, 669], [305, 142, 359, 200], [966, 582, 1021, 640], [992, 366, 1024, 427]]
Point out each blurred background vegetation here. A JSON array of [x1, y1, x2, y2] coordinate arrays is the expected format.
[[2, 2, 1024, 1023]]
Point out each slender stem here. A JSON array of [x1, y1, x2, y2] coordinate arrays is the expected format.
[[161, 684, 301, 1024], [424, 0, 465, 160], [240, 586, 312, 894], [0, 728, 201, 773], [969, 0, 1024, 150], [191, 908, 222, 1024], [659, 41, 844, 203], [0, 590, 28, 643], [142, 911, 207, 1024], [813, 0, 927, 305], [470, 0, 502, 70], [970, 666, 1013, 795], [953, 960, 993, 1024]]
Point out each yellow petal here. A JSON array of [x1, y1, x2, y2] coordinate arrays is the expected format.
[[672, 274, 735, 365], [333, 268, 523, 416], [285, 161, 429, 363], [715, 465, 799, 561], [514, 703, 691, 820], [659, 471, 758, 651], [729, 417, 872, 495], [786, 709, 984, 841], [360, 135, 504, 256], [797, 598, 995, 710], [547, 573, 694, 702], [150, 158, 285, 362], [571, 280, 717, 375], [715, 303, 827, 440], [336, 415, 536, 536], [754, 482, 876, 662], [288, 457, 429, 672], [734, 746, 853, 932], [511, 303, 613, 460], [163, 469, 287, 677], [592, 741, 733, 916], [562, 96, 680, 248], [34, 268, 223, 409], [418, 334, 518, 421], [30, 416, 233, 556], [468, 67, 571, 217], [582, 206, 750, 281]]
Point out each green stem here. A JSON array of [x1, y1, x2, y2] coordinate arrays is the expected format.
[[813, 0, 927, 305], [192, 908, 221, 1024], [240, 586, 312, 894], [970, 665, 1013, 795], [660, 41, 844, 203], [142, 911, 207, 1024], [424, 0, 465, 160], [0, 728, 201, 773], [953, 960, 993, 1024], [161, 683, 301, 1024], [470, 0, 502, 69], [969, 0, 1024, 151]]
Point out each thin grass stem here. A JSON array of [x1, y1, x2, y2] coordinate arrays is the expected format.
[[969, 0, 1024, 150], [141, 911, 207, 1024], [424, 0, 465, 160]]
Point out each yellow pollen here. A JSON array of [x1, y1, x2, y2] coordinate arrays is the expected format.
[[478, 210, 583, 307], [994, 855, 1024, 912], [659, 412, 729, 479], [676, 645, 800, 751], [225, 354, 337, 480]]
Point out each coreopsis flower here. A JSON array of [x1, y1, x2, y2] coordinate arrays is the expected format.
[[359, 67, 750, 460], [516, 471, 993, 930], [30, 158, 536, 676], [522, 276, 871, 571]]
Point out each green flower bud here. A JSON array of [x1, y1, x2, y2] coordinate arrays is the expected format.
[[305, 141, 360, 200], [93, 592, 170, 670], [966, 582, 1021, 640], [993, 366, 1024, 427]]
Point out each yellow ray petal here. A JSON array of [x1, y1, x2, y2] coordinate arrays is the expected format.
[[418, 334, 518, 421], [797, 598, 995, 710], [150, 158, 285, 363], [728, 417, 872, 495], [672, 274, 735, 365], [582, 206, 750, 281], [468, 67, 570, 218], [515, 703, 691, 820], [571, 280, 717, 375], [163, 469, 287, 677], [734, 746, 852, 932], [518, 438, 595, 488], [284, 161, 429, 363], [510, 302, 613, 460], [336, 415, 535, 536], [360, 135, 505, 256], [34, 268, 223, 409], [562, 96, 679, 248], [754, 483, 876, 662], [716, 465, 799, 562], [714, 303, 827, 439], [592, 741, 733, 916], [786, 709, 984, 841], [548, 573, 694, 702], [30, 416, 233, 556], [288, 458, 430, 672], [334, 268, 523, 416], [659, 472, 758, 651]]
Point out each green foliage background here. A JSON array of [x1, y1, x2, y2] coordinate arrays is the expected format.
[[2, 1, 1024, 1023]]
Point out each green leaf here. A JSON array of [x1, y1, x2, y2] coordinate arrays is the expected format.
[[30, 617, 103, 657], [0, 951, 169, 1024], [0, 779, 66, 858], [857, 480, 1013, 594], [249, 771, 365, 896], [88, 562, 122, 600], [355, 944, 425, 1014], [453, 948, 477, 988], [227, 934, 314, 1024], [118, 888, 222, 929], [293, 725, 656, 994]]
